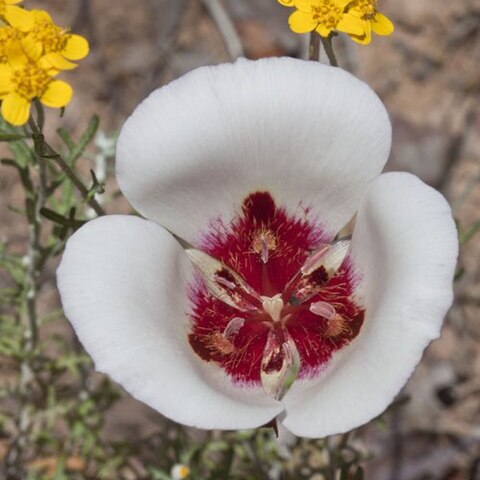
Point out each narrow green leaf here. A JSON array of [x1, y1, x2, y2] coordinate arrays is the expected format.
[[0, 118, 33, 167], [454, 267, 465, 281], [148, 468, 171, 480], [340, 465, 351, 480], [40, 207, 68, 224], [57, 128, 76, 151], [89, 169, 105, 195], [66, 114, 100, 165], [1, 158, 34, 191], [354, 465, 364, 480], [0, 134, 27, 142], [79, 115, 99, 148], [460, 219, 480, 244], [8, 139, 34, 168], [40, 208, 85, 230]]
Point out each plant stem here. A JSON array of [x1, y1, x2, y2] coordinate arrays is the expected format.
[[326, 436, 337, 480], [29, 115, 106, 217], [5, 118, 48, 480], [321, 34, 338, 67], [200, 0, 243, 59], [49, 151, 106, 216], [309, 31, 320, 61]]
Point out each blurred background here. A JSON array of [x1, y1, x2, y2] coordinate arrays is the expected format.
[[1, 0, 480, 479]]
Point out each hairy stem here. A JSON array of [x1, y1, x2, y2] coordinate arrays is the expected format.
[[29, 114, 105, 217]]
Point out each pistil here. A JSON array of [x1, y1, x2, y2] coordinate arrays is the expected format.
[[261, 294, 284, 322]]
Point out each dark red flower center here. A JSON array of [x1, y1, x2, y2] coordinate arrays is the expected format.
[[188, 192, 364, 398]]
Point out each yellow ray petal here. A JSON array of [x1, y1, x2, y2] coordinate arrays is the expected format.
[[345, 6, 363, 18], [1, 92, 31, 126], [4, 5, 33, 31], [31, 9, 53, 24], [289, 10, 317, 33], [7, 39, 28, 68], [349, 33, 369, 44], [21, 34, 43, 61], [0, 64, 12, 94], [372, 12, 394, 36], [294, 0, 316, 12], [5, 0, 24, 5], [62, 34, 89, 61], [349, 21, 372, 44], [41, 52, 77, 70], [277, 0, 295, 6], [337, 13, 365, 36], [35, 55, 60, 76], [40, 79, 72, 108], [315, 23, 331, 38]]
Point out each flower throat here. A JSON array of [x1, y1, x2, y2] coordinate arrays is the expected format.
[[188, 192, 365, 398]]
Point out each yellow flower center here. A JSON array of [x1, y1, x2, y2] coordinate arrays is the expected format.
[[312, 0, 343, 29], [178, 466, 190, 478], [350, 0, 377, 20], [12, 62, 52, 100], [31, 19, 68, 53], [0, 27, 16, 63]]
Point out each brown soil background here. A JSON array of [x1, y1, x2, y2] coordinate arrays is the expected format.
[[1, 0, 480, 479]]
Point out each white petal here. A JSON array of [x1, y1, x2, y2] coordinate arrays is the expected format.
[[282, 172, 458, 437], [57, 215, 282, 429], [116, 57, 391, 244]]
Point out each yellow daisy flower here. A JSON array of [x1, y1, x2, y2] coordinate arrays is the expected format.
[[0, 0, 33, 31], [21, 10, 89, 70], [0, 42, 72, 126], [347, 0, 394, 44], [288, 0, 364, 38], [171, 465, 191, 480]]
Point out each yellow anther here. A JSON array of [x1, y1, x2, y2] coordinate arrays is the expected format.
[[312, 1, 343, 29], [350, 0, 377, 19], [11, 62, 51, 100], [252, 229, 277, 263], [31, 19, 68, 53], [0, 27, 16, 63]]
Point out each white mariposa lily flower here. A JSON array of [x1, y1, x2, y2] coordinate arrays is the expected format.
[[57, 57, 458, 438]]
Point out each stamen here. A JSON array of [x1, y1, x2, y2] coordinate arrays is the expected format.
[[207, 332, 235, 355], [260, 237, 269, 263], [301, 240, 350, 277], [310, 301, 350, 338], [309, 301, 336, 319], [324, 314, 350, 338], [301, 244, 330, 275], [252, 229, 277, 264], [214, 275, 236, 290], [186, 249, 261, 312], [223, 317, 245, 340], [260, 330, 297, 399]]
